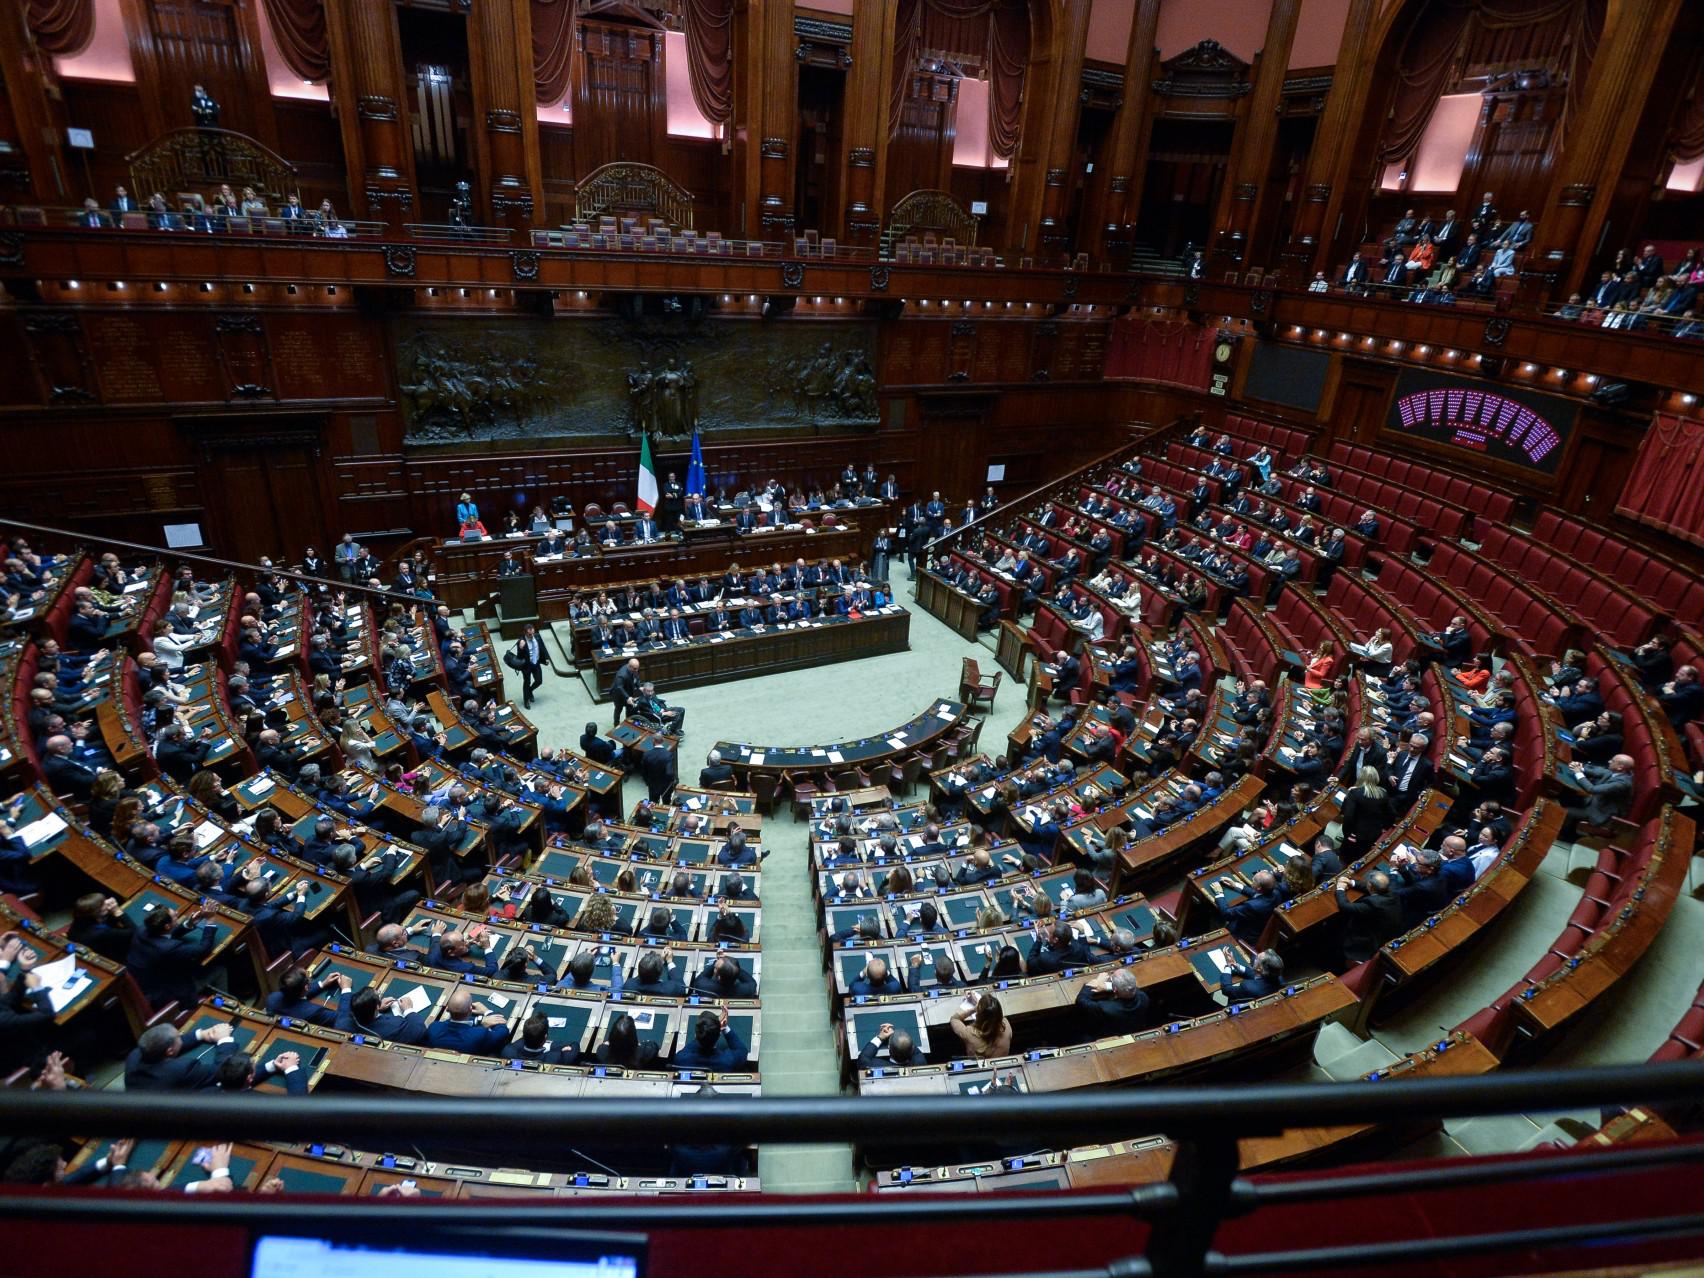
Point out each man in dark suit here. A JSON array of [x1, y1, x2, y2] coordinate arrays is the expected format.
[[856, 1024, 924, 1070], [1560, 754, 1634, 838], [367, 922, 431, 965], [1221, 950, 1285, 1002], [691, 955, 758, 999], [509, 623, 552, 709], [630, 949, 688, 997], [330, 978, 429, 1045], [1386, 734, 1434, 813], [579, 721, 624, 767], [1339, 728, 1388, 784], [110, 185, 137, 216], [1392, 847, 1453, 927], [699, 749, 736, 788], [641, 741, 677, 803], [263, 966, 338, 1026], [1658, 666, 1703, 729], [422, 988, 512, 1054], [1215, 870, 1284, 948], [501, 1011, 574, 1065], [1074, 969, 1151, 1036], [1048, 649, 1081, 702], [127, 905, 217, 1011], [40, 735, 100, 799], [123, 1022, 238, 1091], [1334, 869, 1405, 967], [672, 1007, 748, 1072], [610, 657, 643, 726]]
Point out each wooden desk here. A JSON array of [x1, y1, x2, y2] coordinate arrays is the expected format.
[[714, 699, 968, 780], [590, 606, 910, 698], [915, 570, 982, 640]]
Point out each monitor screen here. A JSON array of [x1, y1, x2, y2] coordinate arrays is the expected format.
[[1242, 343, 1331, 413], [253, 1234, 644, 1278]]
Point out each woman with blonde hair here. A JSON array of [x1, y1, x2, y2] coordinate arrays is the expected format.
[[1337, 764, 1392, 860], [340, 715, 378, 771]]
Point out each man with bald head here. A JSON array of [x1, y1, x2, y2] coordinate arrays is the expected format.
[[1437, 834, 1477, 891], [41, 734, 100, 799], [422, 987, 511, 1053], [1334, 869, 1403, 967], [850, 955, 902, 997], [1561, 752, 1635, 840], [857, 1021, 924, 1069]]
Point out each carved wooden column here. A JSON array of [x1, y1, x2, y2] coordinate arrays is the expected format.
[[1083, 0, 1160, 263], [0, 5, 68, 203], [1532, 0, 1682, 299], [1210, 0, 1299, 268], [468, 0, 544, 229], [757, 0, 797, 238], [324, 0, 418, 230], [1006, 0, 1086, 257], [1279, 0, 1375, 275], [837, 0, 896, 247], [732, 0, 796, 239]]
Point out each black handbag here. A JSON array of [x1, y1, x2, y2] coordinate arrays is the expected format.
[[503, 648, 524, 671]]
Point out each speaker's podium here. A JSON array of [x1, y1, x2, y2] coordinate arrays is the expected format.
[[496, 573, 539, 640]]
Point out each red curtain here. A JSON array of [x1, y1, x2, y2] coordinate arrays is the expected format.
[[24, 0, 93, 56], [987, 1, 1027, 160], [258, 0, 328, 83], [1104, 315, 1214, 389], [681, 0, 734, 125], [532, 0, 575, 106], [1670, 60, 1704, 163], [1378, 0, 1605, 165], [888, 0, 1028, 160], [1616, 413, 1704, 548]]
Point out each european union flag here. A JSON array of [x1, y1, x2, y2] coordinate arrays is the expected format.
[[685, 428, 707, 496]]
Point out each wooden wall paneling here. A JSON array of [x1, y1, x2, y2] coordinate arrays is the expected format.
[[1324, 359, 1395, 451], [1454, 85, 1562, 236], [271, 100, 346, 210], [119, 0, 278, 150], [182, 412, 332, 564], [885, 71, 958, 215], [21, 311, 96, 406], [538, 124, 576, 226], [211, 312, 277, 400], [572, 21, 662, 179]]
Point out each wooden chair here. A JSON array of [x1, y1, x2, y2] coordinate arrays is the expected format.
[[959, 657, 1001, 711], [749, 771, 779, 815], [889, 753, 925, 797]]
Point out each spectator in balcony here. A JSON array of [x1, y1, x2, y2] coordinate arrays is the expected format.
[[279, 193, 307, 224], [1340, 252, 1371, 291], [1307, 271, 1329, 294], [1404, 233, 1436, 280], [75, 198, 108, 229], [1430, 208, 1461, 254], [1462, 266, 1495, 298], [1392, 208, 1419, 247], [1588, 270, 1624, 309], [1469, 191, 1497, 235], [1633, 243, 1665, 288], [1556, 293, 1586, 321], [1380, 239, 1406, 286], [110, 185, 136, 216], [1662, 249, 1702, 312], [240, 186, 268, 217], [1497, 210, 1534, 250], [145, 193, 177, 230], [1675, 309, 1704, 340], [1602, 299, 1638, 330], [1488, 241, 1518, 277]]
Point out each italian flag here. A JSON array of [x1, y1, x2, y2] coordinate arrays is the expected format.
[[636, 432, 658, 514]]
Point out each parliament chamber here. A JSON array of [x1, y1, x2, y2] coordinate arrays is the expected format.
[[3, 0, 1704, 1275]]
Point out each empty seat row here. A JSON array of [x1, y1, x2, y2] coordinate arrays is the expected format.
[[1531, 511, 1704, 629], [1427, 543, 1581, 663], [1476, 526, 1660, 648], [1369, 557, 1498, 659], [1223, 413, 1313, 460], [1328, 442, 1517, 527], [1454, 808, 1693, 1061], [1326, 468, 1473, 541]]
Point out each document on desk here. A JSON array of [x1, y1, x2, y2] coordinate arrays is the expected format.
[[827, 751, 844, 764], [748, 753, 766, 766], [36, 953, 93, 1012], [16, 811, 67, 848], [392, 986, 433, 1016]]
